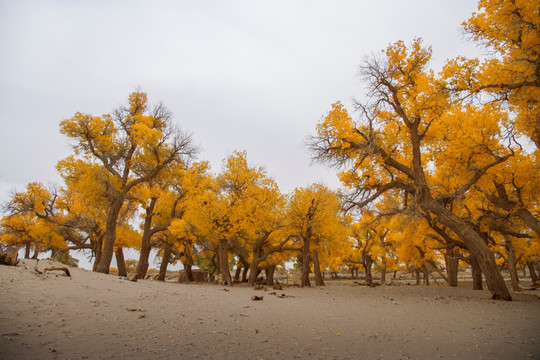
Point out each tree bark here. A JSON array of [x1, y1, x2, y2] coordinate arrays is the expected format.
[[92, 237, 103, 272], [95, 197, 124, 274], [423, 266, 430, 285], [137, 197, 157, 279], [421, 196, 511, 300], [363, 256, 373, 286], [236, 256, 250, 283], [25, 243, 31, 259], [312, 249, 325, 286], [445, 247, 459, 287], [234, 265, 242, 283], [301, 232, 311, 287], [516, 208, 540, 238], [351, 267, 358, 280], [248, 250, 261, 287], [527, 261, 539, 284], [31, 246, 39, 259], [218, 239, 232, 286], [380, 265, 387, 284], [158, 244, 172, 281], [265, 266, 275, 286], [504, 235, 520, 292], [184, 262, 195, 282], [185, 248, 195, 281], [415, 269, 421, 285], [470, 256, 483, 290], [241, 260, 249, 282], [115, 247, 127, 277]]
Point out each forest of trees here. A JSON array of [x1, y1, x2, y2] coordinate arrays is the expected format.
[[1, 0, 538, 301]]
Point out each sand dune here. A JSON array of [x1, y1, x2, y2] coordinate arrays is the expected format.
[[1, 259, 539, 360]]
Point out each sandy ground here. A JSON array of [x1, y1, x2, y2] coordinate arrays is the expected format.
[[1, 259, 539, 360]]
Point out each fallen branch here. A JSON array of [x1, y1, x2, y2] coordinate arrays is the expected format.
[[519, 284, 539, 291], [43, 267, 71, 277], [0, 247, 19, 266]]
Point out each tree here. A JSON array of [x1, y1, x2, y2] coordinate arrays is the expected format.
[[58, 91, 197, 274], [462, 0, 540, 148], [132, 161, 207, 279], [287, 183, 347, 287], [0, 182, 98, 260], [309, 40, 514, 300]]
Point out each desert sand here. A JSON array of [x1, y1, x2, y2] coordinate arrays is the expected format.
[[1, 259, 539, 360]]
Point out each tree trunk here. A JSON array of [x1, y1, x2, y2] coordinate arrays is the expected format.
[[234, 265, 242, 283], [415, 269, 421, 285], [115, 247, 127, 277], [265, 266, 275, 286], [364, 256, 373, 286], [527, 261, 539, 284], [158, 244, 172, 281], [185, 248, 195, 281], [470, 256, 483, 290], [421, 196, 511, 300], [95, 197, 124, 274], [184, 262, 195, 282], [137, 197, 157, 279], [423, 266, 430, 285], [312, 249, 325, 286], [92, 237, 103, 272], [248, 252, 260, 287], [517, 208, 540, 238], [445, 247, 459, 287], [218, 239, 232, 286], [31, 246, 39, 259], [237, 256, 250, 283], [504, 235, 520, 292], [301, 233, 311, 287], [380, 265, 387, 284], [25, 243, 31, 259]]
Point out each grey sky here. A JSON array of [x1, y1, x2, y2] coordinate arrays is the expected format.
[[0, 0, 479, 204]]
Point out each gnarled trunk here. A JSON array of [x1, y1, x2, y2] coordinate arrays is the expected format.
[[470, 256, 483, 290], [115, 247, 127, 277], [351, 267, 358, 280], [301, 232, 311, 287], [421, 196, 511, 300], [312, 249, 325, 286], [248, 250, 260, 286], [423, 266, 430, 285], [363, 255, 373, 286], [445, 247, 459, 287], [265, 266, 275, 286], [25, 243, 31, 259], [31, 246, 39, 259], [504, 235, 520, 292], [517, 208, 540, 238], [380, 265, 387, 284], [218, 239, 232, 286], [96, 197, 124, 274], [234, 265, 242, 283], [137, 197, 157, 279], [184, 263, 195, 282], [158, 244, 172, 281], [527, 261, 539, 284], [92, 236, 103, 272], [238, 256, 250, 283]]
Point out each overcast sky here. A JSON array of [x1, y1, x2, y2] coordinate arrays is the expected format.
[[0, 0, 480, 205]]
